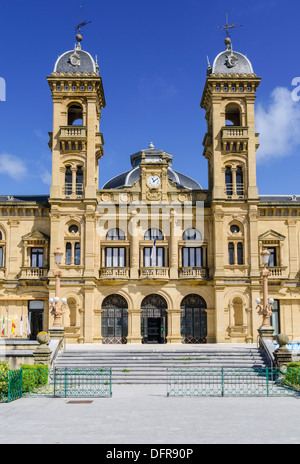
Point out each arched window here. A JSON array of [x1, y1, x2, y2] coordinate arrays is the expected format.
[[225, 104, 241, 126], [76, 166, 83, 195], [236, 167, 244, 196], [65, 166, 72, 196], [106, 228, 126, 241], [237, 242, 244, 265], [144, 228, 164, 240], [74, 243, 81, 266], [230, 225, 240, 234], [181, 294, 207, 344], [183, 228, 202, 241], [68, 104, 83, 126], [225, 167, 233, 196], [102, 295, 128, 344], [228, 243, 235, 265], [69, 225, 79, 234], [66, 243, 72, 265]]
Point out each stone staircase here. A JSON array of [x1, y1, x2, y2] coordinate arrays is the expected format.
[[54, 345, 270, 385]]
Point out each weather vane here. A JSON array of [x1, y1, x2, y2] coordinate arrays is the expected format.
[[74, 6, 92, 36], [218, 11, 243, 38]]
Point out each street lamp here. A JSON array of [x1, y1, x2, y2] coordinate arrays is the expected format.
[[49, 248, 68, 327], [256, 248, 274, 328]]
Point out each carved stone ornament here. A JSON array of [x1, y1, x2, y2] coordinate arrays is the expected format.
[[225, 52, 239, 69], [69, 51, 81, 67]]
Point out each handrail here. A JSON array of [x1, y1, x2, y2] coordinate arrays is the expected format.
[[257, 334, 275, 368], [50, 336, 65, 368]]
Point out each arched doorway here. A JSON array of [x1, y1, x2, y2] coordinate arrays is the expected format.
[[181, 294, 207, 344], [102, 295, 128, 344], [141, 294, 168, 344]]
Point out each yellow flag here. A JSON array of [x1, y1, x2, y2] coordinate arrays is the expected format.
[[12, 317, 16, 335]]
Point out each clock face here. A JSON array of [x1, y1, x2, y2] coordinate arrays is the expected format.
[[148, 175, 161, 188]]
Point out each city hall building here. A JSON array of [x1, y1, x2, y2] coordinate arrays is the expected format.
[[0, 35, 299, 345]]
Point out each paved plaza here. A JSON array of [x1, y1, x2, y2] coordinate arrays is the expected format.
[[0, 384, 299, 445]]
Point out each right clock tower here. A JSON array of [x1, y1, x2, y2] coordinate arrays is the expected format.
[[201, 37, 261, 202]]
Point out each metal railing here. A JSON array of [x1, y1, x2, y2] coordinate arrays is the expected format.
[[0, 366, 112, 402], [167, 367, 300, 397]]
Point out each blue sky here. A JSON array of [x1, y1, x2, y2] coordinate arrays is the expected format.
[[0, 0, 299, 195]]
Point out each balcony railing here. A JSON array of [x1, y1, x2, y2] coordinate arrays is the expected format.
[[222, 126, 249, 138], [179, 267, 208, 279], [64, 184, 83, 197], [225, 184, 245, 198], [20, 268, 48, 279], [60, 126, 87, 138], [99, 268, 130, 279], [259, 266, 287, 278], [140, 267, 169, 278]]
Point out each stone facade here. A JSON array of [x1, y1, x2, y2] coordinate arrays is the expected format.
[[0, 37, 299, 345]]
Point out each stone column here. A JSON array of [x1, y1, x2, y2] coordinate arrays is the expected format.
[[166, 309, 182, 344], [169, 211, 178, 279], [130, 216, 140, 280], [127, 309, 142, 344]]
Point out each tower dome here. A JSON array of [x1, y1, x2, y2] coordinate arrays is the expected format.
[[53, 36, 98, 74], [211, 38, 254, 75]]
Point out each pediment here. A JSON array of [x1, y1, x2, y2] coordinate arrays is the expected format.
[[258, 230, 286, 242], [22, 230, 49, 242]]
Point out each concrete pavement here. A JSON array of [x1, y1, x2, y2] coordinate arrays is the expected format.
[[0, 384, 300, 444]]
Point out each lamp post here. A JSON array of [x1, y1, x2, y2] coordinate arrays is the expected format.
[[49, 248, 68, 327], [256, 248, 274, 341]]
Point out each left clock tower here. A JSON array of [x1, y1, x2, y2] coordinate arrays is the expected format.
[[47, 34, 106, 201]]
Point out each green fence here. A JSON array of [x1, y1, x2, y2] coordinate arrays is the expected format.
[[167, 367, 300, 397], [29, 368, 113, 398], [0, 370, 23, 403], [0, 367, 112, 403]]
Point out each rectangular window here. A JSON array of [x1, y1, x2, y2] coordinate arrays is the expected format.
[[31, 248, 44, 268], [66, 243, 72, 265], [228, 243, 234, 265], [105, 248, 126, 268], [237, 243, 244, 265], [182, 247, 203, 267], [0, 247, 3, 268], [267, 247, 277, 267], [74, 243, 81, 265], [143, 247, 165, 267]]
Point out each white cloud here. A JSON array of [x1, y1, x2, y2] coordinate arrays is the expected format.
[[256, 87, 300, 162], [40, 169, 52, 186], [0, 153, 27, 180]]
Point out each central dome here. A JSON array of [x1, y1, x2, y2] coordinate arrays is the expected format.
[[102, 144, 202, 190]]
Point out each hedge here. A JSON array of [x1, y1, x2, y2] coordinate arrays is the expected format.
[[20, 365, 49, 392]]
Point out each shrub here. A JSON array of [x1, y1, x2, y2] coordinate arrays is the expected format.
[[21, 365, 49, 392], [0, 361, 10, 393], [0, 361, 9, 374], [285, 363, 300, 388]]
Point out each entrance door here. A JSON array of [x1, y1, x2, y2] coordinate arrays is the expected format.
[[147, 318, 161, 343], [28, 301, 44, 340], [141, 294, 168, 344]]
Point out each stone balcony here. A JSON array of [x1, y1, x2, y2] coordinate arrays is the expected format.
[[260, 266, 288, 279], [20, 267, 48, 279], [140, 267, 169, 279], [99, 268, 130, 279], [179, 267, 209, 279]]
